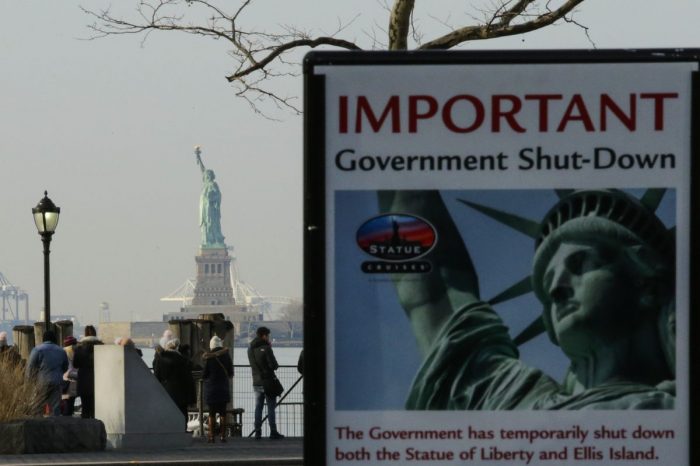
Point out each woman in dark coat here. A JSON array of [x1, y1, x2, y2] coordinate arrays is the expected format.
[[154, 339, 195, 428], [202, 335, 233, 443], [73, 325, 103, 419]]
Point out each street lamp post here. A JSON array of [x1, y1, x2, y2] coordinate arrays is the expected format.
[[32, 191, 60, 329]]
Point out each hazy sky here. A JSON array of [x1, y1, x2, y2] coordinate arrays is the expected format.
[[1, 0, 698, 325]]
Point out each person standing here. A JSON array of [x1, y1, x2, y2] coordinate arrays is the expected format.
[[73, 325, 103, 418], [61, 336, 79, 416], [202, 335, 233, 443], [152, 329, 174, 373], [248, 326, 284, 440], [154, 338, 195, 428], [25, 330, 68, 416]]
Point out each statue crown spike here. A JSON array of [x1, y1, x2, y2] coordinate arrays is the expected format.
[[461, 188, 673, 347]]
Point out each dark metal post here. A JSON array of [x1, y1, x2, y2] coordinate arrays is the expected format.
[[198, 378, 205, 438], [32, 191, 59, 330], [41, 233, 52, 329]]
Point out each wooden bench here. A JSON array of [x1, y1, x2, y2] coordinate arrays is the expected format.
[[226, 407, 245, 437]]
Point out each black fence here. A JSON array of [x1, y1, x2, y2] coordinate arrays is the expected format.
[[189, 365, 303, 438], [232, 364, 303, 438]]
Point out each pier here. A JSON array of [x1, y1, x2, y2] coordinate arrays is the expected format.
[[0, 437, 303, 466]]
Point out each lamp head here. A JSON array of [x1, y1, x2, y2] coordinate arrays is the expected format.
[[32, 191, 60, 234]]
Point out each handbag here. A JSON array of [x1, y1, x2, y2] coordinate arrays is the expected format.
[[215, 355, 232, 377], [262, 376, 284, 397]]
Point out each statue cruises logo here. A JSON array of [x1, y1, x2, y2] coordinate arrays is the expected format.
[[356, 214, 436, 273]]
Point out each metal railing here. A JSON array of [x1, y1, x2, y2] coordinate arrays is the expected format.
[[233, 364, 303, 438], [190, 365, 303, 438]]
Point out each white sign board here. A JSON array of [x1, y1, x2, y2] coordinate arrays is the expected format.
[[304, 50, 699, 466]]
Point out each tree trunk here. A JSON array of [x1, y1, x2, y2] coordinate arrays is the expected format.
[[388, 0, 414, 50]]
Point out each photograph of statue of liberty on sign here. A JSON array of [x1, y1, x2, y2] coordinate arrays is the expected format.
[[334, 188, 676, 411]]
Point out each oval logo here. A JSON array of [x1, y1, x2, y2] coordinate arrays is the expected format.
[[356, 214, 437, 261]]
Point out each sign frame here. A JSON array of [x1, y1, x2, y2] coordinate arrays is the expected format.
[[303, 49, 700, 465]]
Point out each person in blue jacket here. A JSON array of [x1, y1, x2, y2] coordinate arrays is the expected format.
[[26, 330, 68, 416]]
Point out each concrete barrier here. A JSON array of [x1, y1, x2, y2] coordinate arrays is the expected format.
[[0, 417, 105, 454], [95, 345, 191, 449]]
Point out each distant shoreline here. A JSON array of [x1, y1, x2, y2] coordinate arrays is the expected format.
[[234, 340, 302, 348]]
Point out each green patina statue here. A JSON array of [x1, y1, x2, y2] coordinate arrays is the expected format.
[[195, 146, 226, 248], [379, 189, 675, 410]]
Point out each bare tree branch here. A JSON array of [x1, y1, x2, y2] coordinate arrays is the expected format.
[[497, 0, 535, 26], [419, 0, 585, 49], [562, 13, 596, 48], [226, 37, 361, 81], [409, 8, 423, 46], [81, 0, 590, 117]]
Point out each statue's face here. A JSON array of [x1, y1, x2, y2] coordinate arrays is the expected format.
[[205, 170, 215, 181], [543, 242, 637, 352]]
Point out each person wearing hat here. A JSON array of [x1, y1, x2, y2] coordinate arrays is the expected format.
[[73, 325, 103, 418], [119, 337, 143, 357], [202, 335, 233, 443], [154, 338, 195, 428], [152, 329, 174, 373], [26, 330, 69, 416], [381, 189, 675, 410], [61, 335, 79, 416]]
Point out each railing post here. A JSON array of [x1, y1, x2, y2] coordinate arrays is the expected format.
[[198, 377, 204, 438]]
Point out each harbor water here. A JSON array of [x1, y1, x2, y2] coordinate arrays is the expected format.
[[140, 345, 303, 368], [141, 345, 304, 437]]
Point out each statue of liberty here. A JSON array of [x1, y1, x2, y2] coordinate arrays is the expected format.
[[379, 189, 675, 410], [195, 146, 226, 248]]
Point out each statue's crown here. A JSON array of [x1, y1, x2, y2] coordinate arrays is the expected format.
[[535, 189, 673, 257], [460, 188, 674, 348]]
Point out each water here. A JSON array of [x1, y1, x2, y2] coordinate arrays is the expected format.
[[140, 346, 302, 368], [236, 346, 302, 366], [141, 344, 304, 436]]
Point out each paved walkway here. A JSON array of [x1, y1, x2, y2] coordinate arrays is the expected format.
[[0, 437, 303, 466]]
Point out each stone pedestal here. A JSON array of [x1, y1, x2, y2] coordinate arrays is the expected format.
[[94, 346, 191, 449], [53, 320, 74, 345], [168, 319, 205, 369], [192, 247, 234, 306], [168, 315, 235, 368], [11, 325, 34, 360], [198, 313, 235, 348], [33, 321, 55, 345], [32, 321, 73, 346]]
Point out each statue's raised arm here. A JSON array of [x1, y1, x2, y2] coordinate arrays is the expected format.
[[378, 190, 480, 355], [195, 146, 206, 174], [380, 189, 676, 411]]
